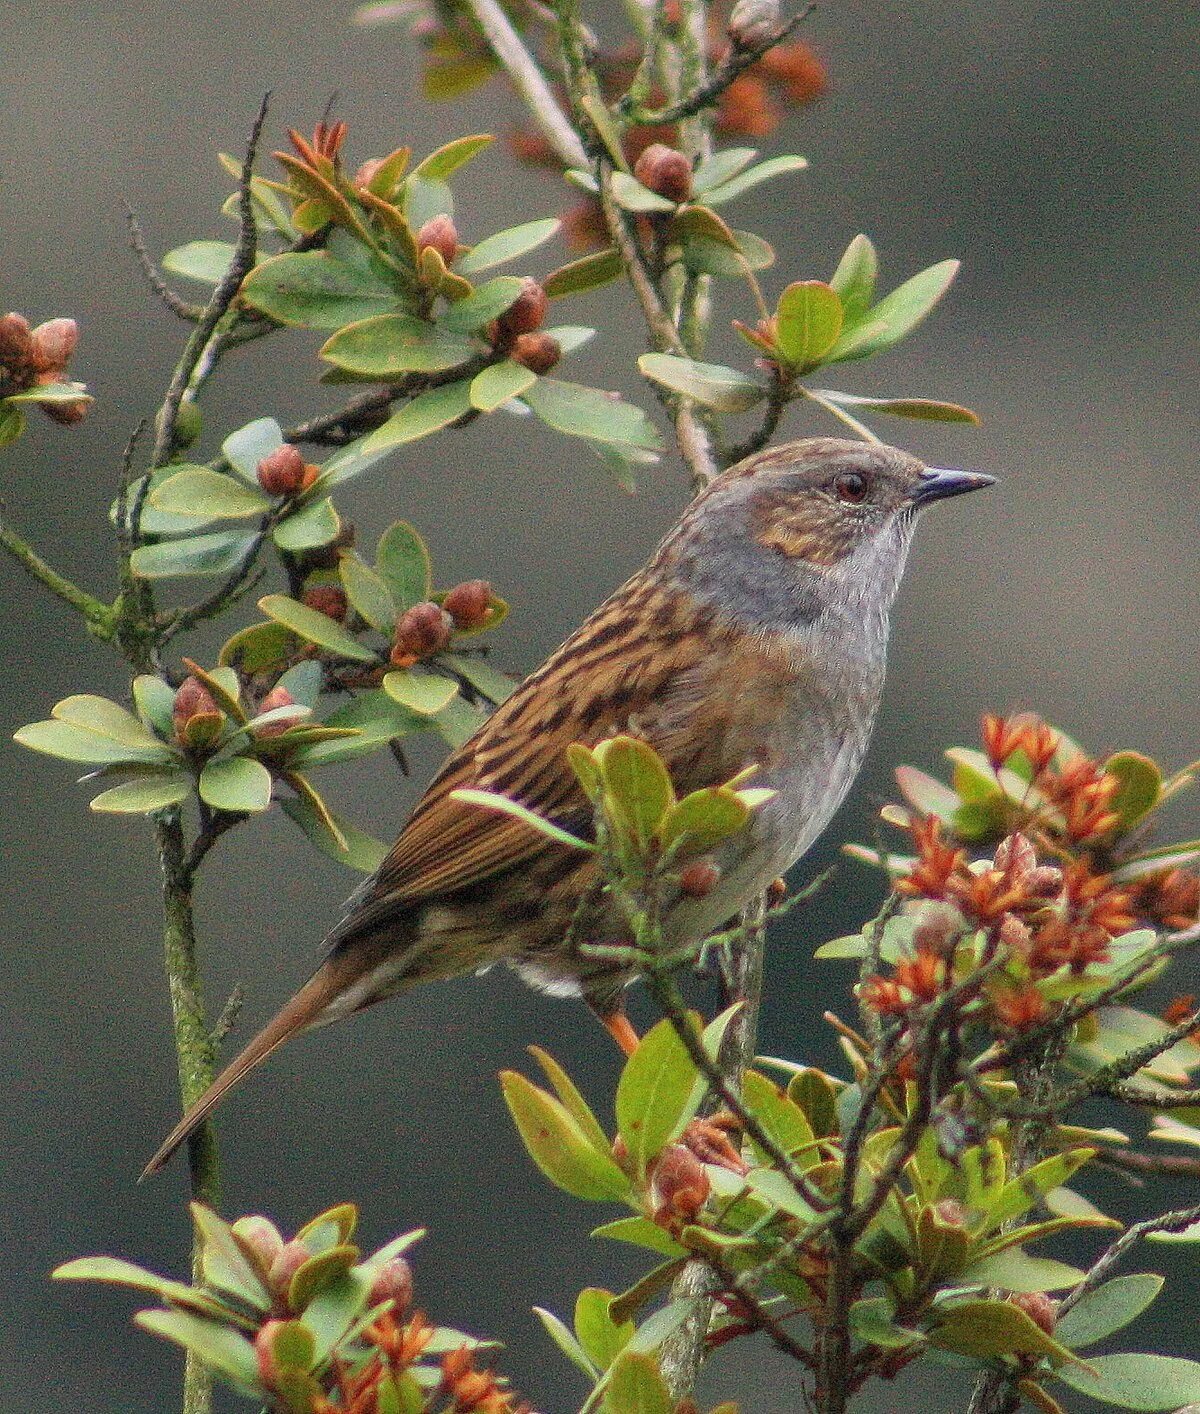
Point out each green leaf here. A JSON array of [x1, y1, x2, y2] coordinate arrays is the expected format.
[[221, 417, 285, 482], [930, 1299, 1082, 1365], [1105, 752, 1162, 830], [191, 1204, 272, 1310], [441, 653, 515, 705], [660, 786, 752, 855], [382, 671, 459, 716], [848, 1297, 926, 1350], [52, 694, 165, 749], [412, 133, 493, 180], [591, 1217, 687, 1258], [338, 552, 397, 631], [439, 276, 524, 333], [4, 379, 90, 408], [576, 1288, 633, 1371], [470, 360, 538, 412], [320, 314, 476, 376], [133, 675, 178, 737], [524, 377, 662, 451], [692, 147, 757, 193], [150, 466, 271, 519], [544, 248, 624, 297], [281, 796, 389, 873], [741, 1069, 817, 1166], [986, 1149, 1095, 1230], [829, 233, 879, 326], [458, 219, 560, 276], [130, 530, 258, 580], [450, 789, 592, 850], [1057, 1354, 1200, 1409], [259, 1318, 316, 1373], [134, 1311, 261, 1396], [501, 1071, 631, 1200], [435, 694, 487, 748], [701, 154, 808, 205], [14, 718, 174, 765], [0, 401, 26, 445], [527, 1045, 610, 1156], [835, 258, 960, 361], [257, 594, 378, 662], [375, 520, 433, 610], [615, 1015, 701, 1173], [774, 280, 844, 370], [198, 756, 273, 813], [743, 1166, 820, 1221], [162, 239, 237, 284], [533, 1306, 598, 1381], [241, 251, 405, 328], [638, 354, 765, 413], [545, 325, 596, 355], [422, 54, 496, 101], [219, 620, 299, 674], [1056, 1275, 1164, 1350], [808, 389, 980, 424], [681, 227, 775, 278], [356, 379, 474, 454], [601, 1351, 673, 1414], [272, 497, 341, 552], [610, 171, 677, 212], [595, 735, 674, 849], [963, 1249, 1086, 1293], [289, 1245, 360, 1310], [53, 1256, 238, 1322], [401, 173, 452, 228], [90, 771, 192, 813]]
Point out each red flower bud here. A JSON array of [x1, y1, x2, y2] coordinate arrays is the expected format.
[[255, 685, 304, 738], [267, 1240, 311, 1301], [758, 41, 828, 104], [441, 579, 494, 630], [417, 214, 459, 266], [353, 157, 385, 191], [932, 1198, 967, 1227], [30, 317, 79, 374], [367, 1256, 414, 1316], [1011, 1292, 1057, 1336], [301, 584, 349, 621], [172, 676, 222, 748], [257, 444, 309, 497], [509, 331, 561, 374], [679, 861, 720, 898], [649, 1144, 711, 1228], [391, 602, 453, 667], [41, 392, 90, 426], [0, 312, 33, 369], [233, 1215, 285, 1275], [633, 143, 693, 203], [495, 278, 548, 339], [254, 1320, 287, 1389], [767, 876, 788, 907]]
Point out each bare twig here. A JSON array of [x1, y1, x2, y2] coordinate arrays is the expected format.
[[125, 204, 204, 322], [459, 0, 588, 169], [1056, 1202, 1200, 1318]]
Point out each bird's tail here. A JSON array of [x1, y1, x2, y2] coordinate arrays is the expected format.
[[140, 957, 349, 1180]]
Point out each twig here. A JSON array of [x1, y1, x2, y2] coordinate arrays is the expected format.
[[1056, 1202, 1200, 1318], [149, 95, 268, 471], [459, 0, 588, 169], [625, 5, 817, 123], [125, 204, 203, 322], [161, 524, 271, 643], [724, 367, 792, 466], [0, 511, 115, 636], [1092, 1146, 1200, 1181]]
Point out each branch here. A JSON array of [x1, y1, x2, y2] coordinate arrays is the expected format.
[[148, 95, 268, 471], [1092, 1146, 1200, 1181], [0, 511, 115, 636], [1056, 1201, 1200, 1318], [124, 204, 204, 322], [459, 0, 589, 169], [625, 5, 817, 123]]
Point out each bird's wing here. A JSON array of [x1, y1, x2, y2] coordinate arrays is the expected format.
[[333, 575, 719, 929]]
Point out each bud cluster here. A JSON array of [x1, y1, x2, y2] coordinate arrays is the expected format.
[[486, 278, 560, 374], [0, 311, 88, 423]]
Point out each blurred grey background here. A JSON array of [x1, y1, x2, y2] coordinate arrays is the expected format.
[[2, 1, 1198, 1409]]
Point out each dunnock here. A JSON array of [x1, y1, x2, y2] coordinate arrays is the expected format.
[[144, 436, 992, 1174]]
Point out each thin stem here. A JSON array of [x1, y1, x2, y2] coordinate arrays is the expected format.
[[0, 512, 115, 635], [460, 0, 588, 169], [149, 95, 268, 471], [155, 809, 219, 1414]]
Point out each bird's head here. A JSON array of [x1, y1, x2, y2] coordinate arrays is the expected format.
[[664, 437, 995, 631]]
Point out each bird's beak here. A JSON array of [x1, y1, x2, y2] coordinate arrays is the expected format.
[[913, 466, 997, 507]]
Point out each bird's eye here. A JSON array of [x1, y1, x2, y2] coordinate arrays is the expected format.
[[834, 471, 868, 504]]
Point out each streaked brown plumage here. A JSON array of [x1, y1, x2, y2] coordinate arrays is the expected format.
[[143, 437, 992, 1176]]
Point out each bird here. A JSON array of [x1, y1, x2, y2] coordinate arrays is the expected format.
[[143, 436, 993, 1175]]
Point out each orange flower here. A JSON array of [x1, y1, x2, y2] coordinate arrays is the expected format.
[[897, 817, 967, 900], [990, 983, 1049, 1031]]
